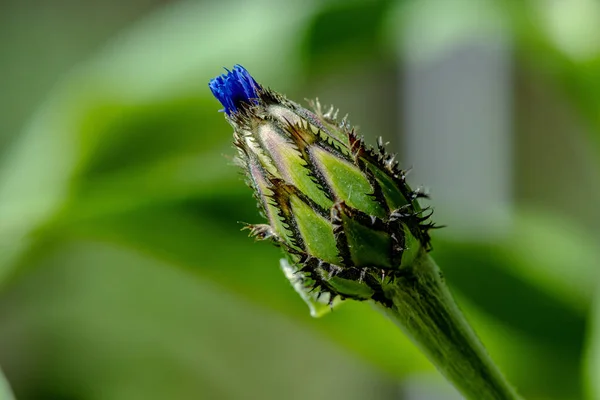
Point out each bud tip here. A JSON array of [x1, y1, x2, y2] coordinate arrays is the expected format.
[[208, 64, 260, 115]]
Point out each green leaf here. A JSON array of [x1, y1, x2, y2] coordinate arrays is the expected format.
[[0, 240, 397, 400], [59, 197, 432, 378], [302, 0, 394, 71], [0, 0, 320, 283], [433, 209, 600, 399], [584, 287, 600, 400], [51, 194, 594, 398], [1, 1, 435, 388], [0, 366, 15, 400]]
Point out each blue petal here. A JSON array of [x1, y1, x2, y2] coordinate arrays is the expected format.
[[209, 65, 260, 115]]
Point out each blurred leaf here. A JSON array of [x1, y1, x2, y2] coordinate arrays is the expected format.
[[457, 294, 582, 400], [433, 209, 600, 399], [0, 366, 15, 400], [439, 238, 586, 352], [584, 290, 600, 400], [43, 193, 590, 398], [0, 0, 434, 391], [302, 0, 394, 71], [56, 196, 432, 378], [0, 240, 396, 400], [0, 0, 320, 283], [436, 208, 598, 342]]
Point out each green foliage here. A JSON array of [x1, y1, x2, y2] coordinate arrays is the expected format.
[[0, 367, 14, 400]]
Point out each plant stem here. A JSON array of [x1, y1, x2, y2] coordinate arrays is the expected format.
[[374, 252, 522, 400]]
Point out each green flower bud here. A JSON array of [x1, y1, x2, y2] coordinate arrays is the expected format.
[[209, 68, 523, 400], [210, 66, 436, 314]]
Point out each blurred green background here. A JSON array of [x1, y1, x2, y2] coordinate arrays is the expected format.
[[1, 0, 600, 399]]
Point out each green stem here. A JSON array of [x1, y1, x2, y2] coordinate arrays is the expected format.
[[373, 252, 522, 400]]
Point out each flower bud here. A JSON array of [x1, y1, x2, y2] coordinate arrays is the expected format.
[[209, 65, 436, 314]]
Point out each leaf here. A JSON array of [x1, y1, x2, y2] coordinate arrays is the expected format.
[[0, 0, 434, 390], [584, 290, 600, 400], [435, 209, 599, 349], [59, 196, 432, 378], [433, 209, 600, 399], [301, 0, 394, 72], [0, 0, 320, 283], [0, 240, 398, 400], [0, 367, 15, 400], [48, 193, 592, 398]]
